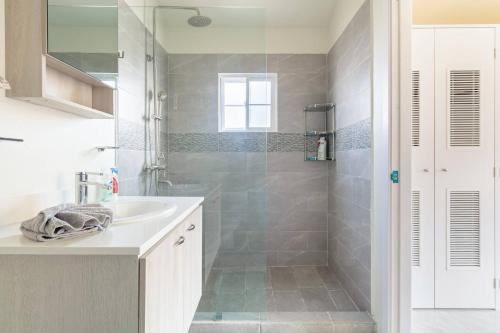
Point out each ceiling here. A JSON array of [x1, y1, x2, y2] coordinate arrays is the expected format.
[[125, 0, 337, 28]]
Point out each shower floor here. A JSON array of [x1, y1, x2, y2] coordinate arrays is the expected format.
[[191, 266, 375, 333], [197, 266, 359, 313]]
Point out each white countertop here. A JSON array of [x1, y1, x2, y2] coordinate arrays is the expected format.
[[0, 196, 204, 257]]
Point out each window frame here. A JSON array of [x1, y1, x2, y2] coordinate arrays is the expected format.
[[218, 73, 278, 133]]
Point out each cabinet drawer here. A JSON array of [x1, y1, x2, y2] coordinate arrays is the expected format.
[[139, 206, 203, 333]]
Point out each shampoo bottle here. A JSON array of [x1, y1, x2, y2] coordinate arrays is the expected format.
[[111, 167, 119, 198], [317, 136, 327, 161]]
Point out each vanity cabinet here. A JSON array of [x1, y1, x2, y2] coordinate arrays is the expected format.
[[140, 207, 203, 333], [0, 205, 203, 333]]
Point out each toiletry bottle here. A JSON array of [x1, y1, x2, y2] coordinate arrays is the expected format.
[[111, 168, 119, 198], [317, 136, 327, 161], [97, 171, 112, 202]]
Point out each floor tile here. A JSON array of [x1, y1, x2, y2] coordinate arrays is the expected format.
[[260, 322, 334, 333], [189, 322, 260, 333], [273, 290, 307, 311], [333, 323, 375, 333], [270, 267, 298, 290], [329, 290, 358, 311], [214, 292, 246, 312], [197, 265, 363, 314], [316, 267, 343, 290], [329, 312, 373, 323], [260, 311, 331, 323], [245, 269, 270, 290], [205, 269, 223, 292], [300, 288, 336, 311], [221, 271, 246, 293], [292, 267, 324, 288], [245, 289, 270, 312]]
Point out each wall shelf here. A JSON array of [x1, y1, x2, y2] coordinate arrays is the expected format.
[[304, 103, 335, 112], [5, 0, 115, 119], [304, 104, 335, 161], [304, 131, 334, 136]]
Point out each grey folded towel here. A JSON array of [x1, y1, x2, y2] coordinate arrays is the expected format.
[[20, 204, 114, 242]]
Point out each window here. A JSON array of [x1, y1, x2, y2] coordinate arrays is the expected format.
[[219, 73, 278, 132]]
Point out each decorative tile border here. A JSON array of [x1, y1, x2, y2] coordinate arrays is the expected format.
[[168, 133, 219, 152], [120, 121, 371, 154], [118, 119, 146, 151], [335, 118, 371, 152], [219, 133, 267, 152], [167, 133, 313, 153]]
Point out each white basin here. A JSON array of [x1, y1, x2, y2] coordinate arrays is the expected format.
[[103, 198, 177, 224]]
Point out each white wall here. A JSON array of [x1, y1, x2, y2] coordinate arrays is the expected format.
[[329, 0, 366, 49], [158, 26, 330, 54], [0, 0, 115, 225], [131, 4, 331, 54]]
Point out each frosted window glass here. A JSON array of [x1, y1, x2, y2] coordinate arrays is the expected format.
[[224, 106, 246, 129], [249, 105, 271, 128], [224, 82, 246, 105], [249, 80, 271, 104]]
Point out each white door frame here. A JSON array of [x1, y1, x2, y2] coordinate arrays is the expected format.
[[395, 0, 413, 331], [372, 0, 412, 332]]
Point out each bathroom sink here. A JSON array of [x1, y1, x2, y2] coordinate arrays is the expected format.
[[103, 199, 177, 224]]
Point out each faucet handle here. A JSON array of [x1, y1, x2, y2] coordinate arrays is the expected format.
[[76, 171, 104, 176], [76, 171, 104, 182]]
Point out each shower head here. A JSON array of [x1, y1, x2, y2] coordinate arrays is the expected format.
[[155, 6, 212, 28], [188, 14, 212, 27], [158, 91, 168, 102]]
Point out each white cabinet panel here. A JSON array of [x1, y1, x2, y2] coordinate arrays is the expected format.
[[434, 28, 496, 309], [140, 225, 184, 333], [140, 206, 203, 333], [183, 208, 203, 333], [412, 27, 496, 310], [411, 28, 436, 309]]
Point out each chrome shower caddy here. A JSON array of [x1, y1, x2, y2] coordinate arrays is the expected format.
[[303, 103, 335, 161]]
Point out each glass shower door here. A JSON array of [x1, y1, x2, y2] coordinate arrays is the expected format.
[[143, 5, 271, 320]]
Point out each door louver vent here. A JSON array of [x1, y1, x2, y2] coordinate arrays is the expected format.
[[412, 71, 421, 147], [449, 70, 481, 147], [411, 191, 421, 267], [449, 191, 481, 268]]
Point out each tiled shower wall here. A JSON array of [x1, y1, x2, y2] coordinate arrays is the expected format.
[[166, 54, 329, 268], [117, 1, 168, 195], [327, 0, 372, 311]]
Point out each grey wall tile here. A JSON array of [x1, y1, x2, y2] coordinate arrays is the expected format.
[[327, 0, 372, 312]]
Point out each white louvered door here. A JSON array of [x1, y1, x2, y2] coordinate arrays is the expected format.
[[411, 28, 435, 309], [434, 28, 496, 309]]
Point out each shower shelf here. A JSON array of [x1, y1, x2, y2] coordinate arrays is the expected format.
[[304, 131, 334, 136], [303, 103, 335, 112], [304, 103, 335, 162]]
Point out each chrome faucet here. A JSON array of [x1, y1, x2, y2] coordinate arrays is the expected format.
[[75, 172, 112, 205], [144, 164, 166, 172], [144, 165, 173, 187]]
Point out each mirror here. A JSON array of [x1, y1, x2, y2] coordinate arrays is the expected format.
[[47, 0, 118, 86]]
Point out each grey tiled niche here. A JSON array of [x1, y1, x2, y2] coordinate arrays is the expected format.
[[327, 0, 372, 312], [165, 53, 329, 269]]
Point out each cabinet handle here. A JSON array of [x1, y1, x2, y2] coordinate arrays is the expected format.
[[187, 224, 196, 231], [423, 169, 430, 173], [441, 168, 448, 172], [175, 236, 185, 246]]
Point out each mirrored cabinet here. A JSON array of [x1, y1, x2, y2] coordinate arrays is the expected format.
[[5, 0, 118, 119]]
